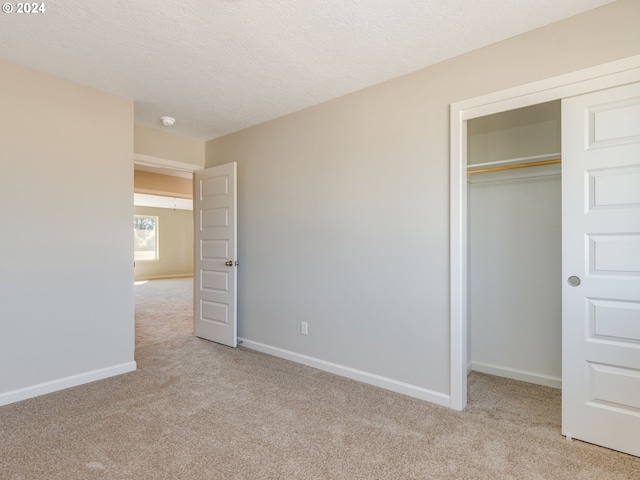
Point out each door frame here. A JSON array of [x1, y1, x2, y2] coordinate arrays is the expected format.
[[449, 54, 640, 411]]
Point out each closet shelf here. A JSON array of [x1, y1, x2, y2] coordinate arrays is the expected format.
[[467, 153, 561, 175]]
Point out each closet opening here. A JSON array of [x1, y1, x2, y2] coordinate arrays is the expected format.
[[466, 101, 562, 396]]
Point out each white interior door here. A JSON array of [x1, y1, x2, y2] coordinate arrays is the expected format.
[[562, 82, 640, 456], [194, 162, 238, 347]]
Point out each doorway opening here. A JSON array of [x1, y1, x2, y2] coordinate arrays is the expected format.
[[133, 160, 198, 349], [466, 101, 562, 394]]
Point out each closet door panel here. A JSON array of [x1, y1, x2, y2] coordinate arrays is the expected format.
[[562, 81, 640, 457]]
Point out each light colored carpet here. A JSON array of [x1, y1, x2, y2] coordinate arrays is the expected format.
[[1, 278, 638, 479]]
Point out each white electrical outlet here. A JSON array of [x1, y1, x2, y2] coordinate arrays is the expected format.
[[300, 321, 308, 335]]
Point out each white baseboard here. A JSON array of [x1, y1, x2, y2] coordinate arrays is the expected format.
[[471, 361, 561, 389], [0, 361, 137, 407], [239, 338, 450, 407]]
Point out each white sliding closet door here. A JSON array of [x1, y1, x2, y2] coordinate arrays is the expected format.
[[562, 82, 640, 457]]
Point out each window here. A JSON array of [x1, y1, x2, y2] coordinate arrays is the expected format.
[[134, 215, 159, 261]]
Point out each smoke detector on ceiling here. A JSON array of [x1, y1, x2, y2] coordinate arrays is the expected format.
[[160, 116, 176, 127]]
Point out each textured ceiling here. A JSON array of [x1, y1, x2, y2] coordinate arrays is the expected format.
[[0, 0, 614, 141]]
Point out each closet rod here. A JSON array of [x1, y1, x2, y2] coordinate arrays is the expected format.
[[467, 158, 561, 175]]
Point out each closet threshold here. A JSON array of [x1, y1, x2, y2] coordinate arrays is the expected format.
[[467, 153, 561, 175]]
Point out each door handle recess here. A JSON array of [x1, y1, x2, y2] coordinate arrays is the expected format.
[[567, 276, 581, 287]]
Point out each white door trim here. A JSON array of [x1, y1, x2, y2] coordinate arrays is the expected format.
[[133, 153, 204, 175], [449, 54, 640, 411]]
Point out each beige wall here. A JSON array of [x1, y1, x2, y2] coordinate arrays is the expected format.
[[205, 0, 640, 396], [0, 59, 135, 403], [134, 206, 194, 280], [134, 170, 193, 198], [134, 124, 205, 166]]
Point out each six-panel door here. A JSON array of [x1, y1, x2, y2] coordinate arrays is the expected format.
[[562, 82, 640, 457], [194, 163, 237, 347]]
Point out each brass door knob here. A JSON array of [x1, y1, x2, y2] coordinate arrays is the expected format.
[[225, 260, 233, 267]]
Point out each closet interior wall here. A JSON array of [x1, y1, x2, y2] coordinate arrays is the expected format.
[[467, 101, 563, 388]]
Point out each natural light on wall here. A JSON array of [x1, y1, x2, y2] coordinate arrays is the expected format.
[[134, 215, 159, 261]]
